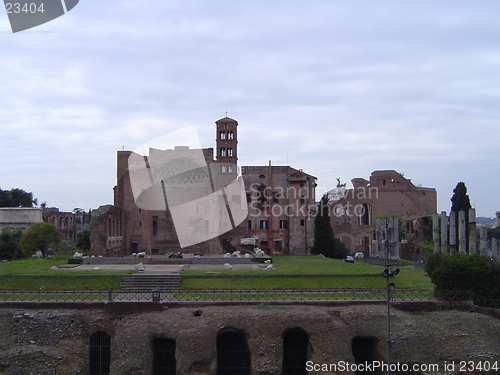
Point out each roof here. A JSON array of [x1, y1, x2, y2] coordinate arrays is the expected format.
[[215, 116, 238, 124]]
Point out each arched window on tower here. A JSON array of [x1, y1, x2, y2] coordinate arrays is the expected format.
[[228, 131, 234, 140], [220, 148, 226, 157], [220, 131, 226, 140], [227, 148, 233, 157], [89, 331, 111, 375]]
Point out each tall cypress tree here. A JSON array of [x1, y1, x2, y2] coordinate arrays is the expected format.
[[451, 182, 471, 213], [450, 182, 472, 252], [311, 194, 335, 257]]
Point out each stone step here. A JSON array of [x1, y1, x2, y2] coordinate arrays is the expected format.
[[121, 283, 179, 289]]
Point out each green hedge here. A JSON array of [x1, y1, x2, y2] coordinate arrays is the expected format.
[[425, 253, 500, 299]]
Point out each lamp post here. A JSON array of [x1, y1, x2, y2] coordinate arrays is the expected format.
[[373, 218, 401, 375]]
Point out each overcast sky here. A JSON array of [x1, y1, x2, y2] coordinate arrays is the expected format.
[[1, 1, 499, 217]]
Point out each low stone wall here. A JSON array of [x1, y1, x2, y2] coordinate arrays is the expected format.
[[0, 301, 499, 374]]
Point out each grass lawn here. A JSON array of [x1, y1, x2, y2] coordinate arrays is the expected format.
[[0, 252, 130, 290], [0, 252, 132, 275], [182, 255, 383, 276], [0, 275, 123, 291], [180, 269, 433, 290], [180, 256, 434, 290], [0, 254, 434, 291]]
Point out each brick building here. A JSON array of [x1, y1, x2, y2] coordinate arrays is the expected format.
[[90, 117, 316, 256], [241, 164, 316, 255], [330, 170, 437, 255]]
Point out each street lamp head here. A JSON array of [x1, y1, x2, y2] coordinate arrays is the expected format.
[[392, 268, 400, 276], [381, 269, 389, 278]]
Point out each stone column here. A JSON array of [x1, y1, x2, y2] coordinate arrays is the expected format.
[[449, 212, 457, 255], [479, 226, 488, 257], [469, 209, 477, 254], [433, 213, 440, 253], [375, 218, 384, 257], [440, 211, 448, 255], [386, 217, 393, 259], [392, 216, 400, 260], [458, 210, 467, 254], [491, 238, 500, 262]]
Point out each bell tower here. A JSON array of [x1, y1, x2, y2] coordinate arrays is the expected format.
[[215, 116, 238, 164]]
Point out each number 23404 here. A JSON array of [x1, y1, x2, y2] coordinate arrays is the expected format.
[[5, 3, 45, 14]]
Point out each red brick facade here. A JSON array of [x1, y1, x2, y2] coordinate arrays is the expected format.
[[90, 117, 317, 256], [330, 170, 437, 255]]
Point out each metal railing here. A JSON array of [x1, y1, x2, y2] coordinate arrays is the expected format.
[[0, 288, 497, 307], [434, 290, 500, 309], [0, 290, 114, 302], [0, 288, 434, 303], [169, 288, 436, 302]]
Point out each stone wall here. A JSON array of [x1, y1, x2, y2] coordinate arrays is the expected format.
[[43, 208, 75, 242], [89, 205, 124, 257], [0, 208, 42, 232], [0, 302, 499, 374]]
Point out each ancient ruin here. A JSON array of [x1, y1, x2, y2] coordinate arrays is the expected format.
[[1, 302, 499, 374], [330, 170, 437, 255], [432, 208, 500, 260]]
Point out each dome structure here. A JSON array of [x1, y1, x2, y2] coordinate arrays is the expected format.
[[152, 157, 209, 186]]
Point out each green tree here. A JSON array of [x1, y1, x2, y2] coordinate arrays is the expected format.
[[72, 208, 84, 224], [333, 237, 349, 259], [311, 194, 348, 259], [450, 182, 472, 213], [0, 188, 36, 207], [20, 222, 60, 258], [52, 240, 76, 254], [425, 252, 500, 300], [450, 182, 472, 252], [488, 227, 500, 241], [0, 228, 23, 260], [75, 228, 91, 252]]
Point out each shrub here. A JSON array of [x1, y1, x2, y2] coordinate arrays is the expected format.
[[52, 240, 75, 255], [425, 252, 500, 299]]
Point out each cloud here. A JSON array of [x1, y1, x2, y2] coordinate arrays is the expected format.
[[0, 0, 499, 216]]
